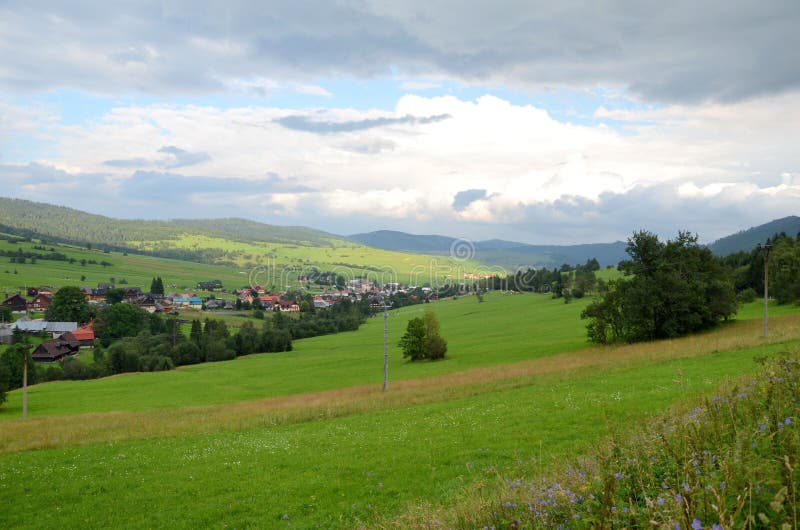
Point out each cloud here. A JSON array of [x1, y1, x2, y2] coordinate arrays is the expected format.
[[117, 170, 315, 200], [103, 157, 151, 168], [452, 189, 490, 211], [157, 146, 212, 168], [4, 91, 800, 243], [273, 113, 451, 133], [103, 146, 211, 169], [3, 1, 796, 103]]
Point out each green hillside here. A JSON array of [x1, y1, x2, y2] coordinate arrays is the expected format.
[[708, 215, 800, 256], [0, 198, 485, 283]]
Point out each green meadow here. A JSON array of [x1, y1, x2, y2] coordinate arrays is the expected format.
[[0, 238, 251, 295], [0, 235, 485, 296], [129, 233, 486, 283], [1, 294, 799, 528]]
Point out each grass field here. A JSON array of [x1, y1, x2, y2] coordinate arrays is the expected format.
[[1, 295, 799, 528], [0, 238, 252, 295], [0, 235, 486, 296], [130, 233, 488, 284]]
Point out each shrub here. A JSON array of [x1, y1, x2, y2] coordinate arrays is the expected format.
[[738, 287, 758, 303]]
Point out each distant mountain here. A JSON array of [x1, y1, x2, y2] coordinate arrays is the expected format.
[[349, 230, 628, 269], [708, 216, 800, 256], [0, 197, 340, 249], [347, 230, 458, 253]]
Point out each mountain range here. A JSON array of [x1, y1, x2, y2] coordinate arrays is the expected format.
[[0, 197, 796, 270]]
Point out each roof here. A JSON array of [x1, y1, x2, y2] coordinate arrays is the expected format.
[[2, 293, 26, 304], [71, 326, 95, 341], [32, 340, 74, 362], [13, 320, 78, 333]]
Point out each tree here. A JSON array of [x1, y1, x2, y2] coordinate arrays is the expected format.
[[582, 231, 737, 343], [45, 286, 90, 324], [0, 344, 36, 390], [0, 363, 9, 406], [105, 288, 127, 305], [399, 310, 447, 361], [150, 277, 165, 295], [94, 303, 148, 346], [0, 304, 11, 323]]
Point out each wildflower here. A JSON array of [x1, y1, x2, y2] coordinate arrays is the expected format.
[[675, 494, 682, 504], [785, 417, 792, 425], [692, 519, 702, 530], [657, 497, 664, 506], [712, 525, 721, 530], [759, 423, 766, 433]]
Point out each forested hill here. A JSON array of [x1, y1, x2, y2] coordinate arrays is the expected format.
[[708, 216, 800, 256], [0, 197, 340, 249], [350, 230, 628, 268]]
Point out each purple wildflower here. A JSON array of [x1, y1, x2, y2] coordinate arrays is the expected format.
[[657, 497, 664, 506], [692, 519, 702, 530], [785, 417, 793, 425]]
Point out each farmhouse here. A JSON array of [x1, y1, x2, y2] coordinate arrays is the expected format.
[[32, 332, 81, 363], [28, 292, 52, 311], [71, 323, 95, 348], [2, 293, 28, 313], [197, 280, 223, 290]]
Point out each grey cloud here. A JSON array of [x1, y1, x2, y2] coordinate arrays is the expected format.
[[103, 158, 151, 168], [118, 170, 315, 200], [103, 146, 211, 169], [452, 189, 489, 211], [3, 1, 796, 103], [158, 146, 212, 168], [274, 113, 451, 134], [0, 162, 107, 185]]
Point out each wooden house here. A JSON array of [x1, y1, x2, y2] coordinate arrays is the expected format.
[[28, 293, 52, 311], [2, 293, 28, 313], [32, 332, 81, 362]]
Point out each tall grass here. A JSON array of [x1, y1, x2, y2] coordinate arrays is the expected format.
[[415, 354, 800, 529], [2, 313, 798, 455]]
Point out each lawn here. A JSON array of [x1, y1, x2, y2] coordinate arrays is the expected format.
[[0, 292, 592, 418], [0, 342, 794, 528], [0, 293, 798, 528]]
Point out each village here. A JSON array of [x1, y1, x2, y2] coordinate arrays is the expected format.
[[1, 275, 447, 364]]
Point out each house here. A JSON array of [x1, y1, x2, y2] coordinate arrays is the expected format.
[[313, 299, 331, 309], [197, 280, 223, 290], [2, 293, 28, 313], [132, 294, 158, 313], [28, 293, 52, 311], [71, 323, 95, 348], [203, 299, 224, 310], [171, 295, 203, 309], [277, 300, 300, 313], [32, 333, 81, 363]]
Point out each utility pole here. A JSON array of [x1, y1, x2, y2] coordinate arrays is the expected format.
[[22, 349, 28, 421], [382, 297, 390, 392], [756, 243, 773, 338]]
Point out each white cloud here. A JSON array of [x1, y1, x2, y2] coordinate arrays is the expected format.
[[5, 90, 800, 242]]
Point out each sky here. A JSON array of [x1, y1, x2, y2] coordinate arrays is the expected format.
[[1, 1, 799, 245]]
